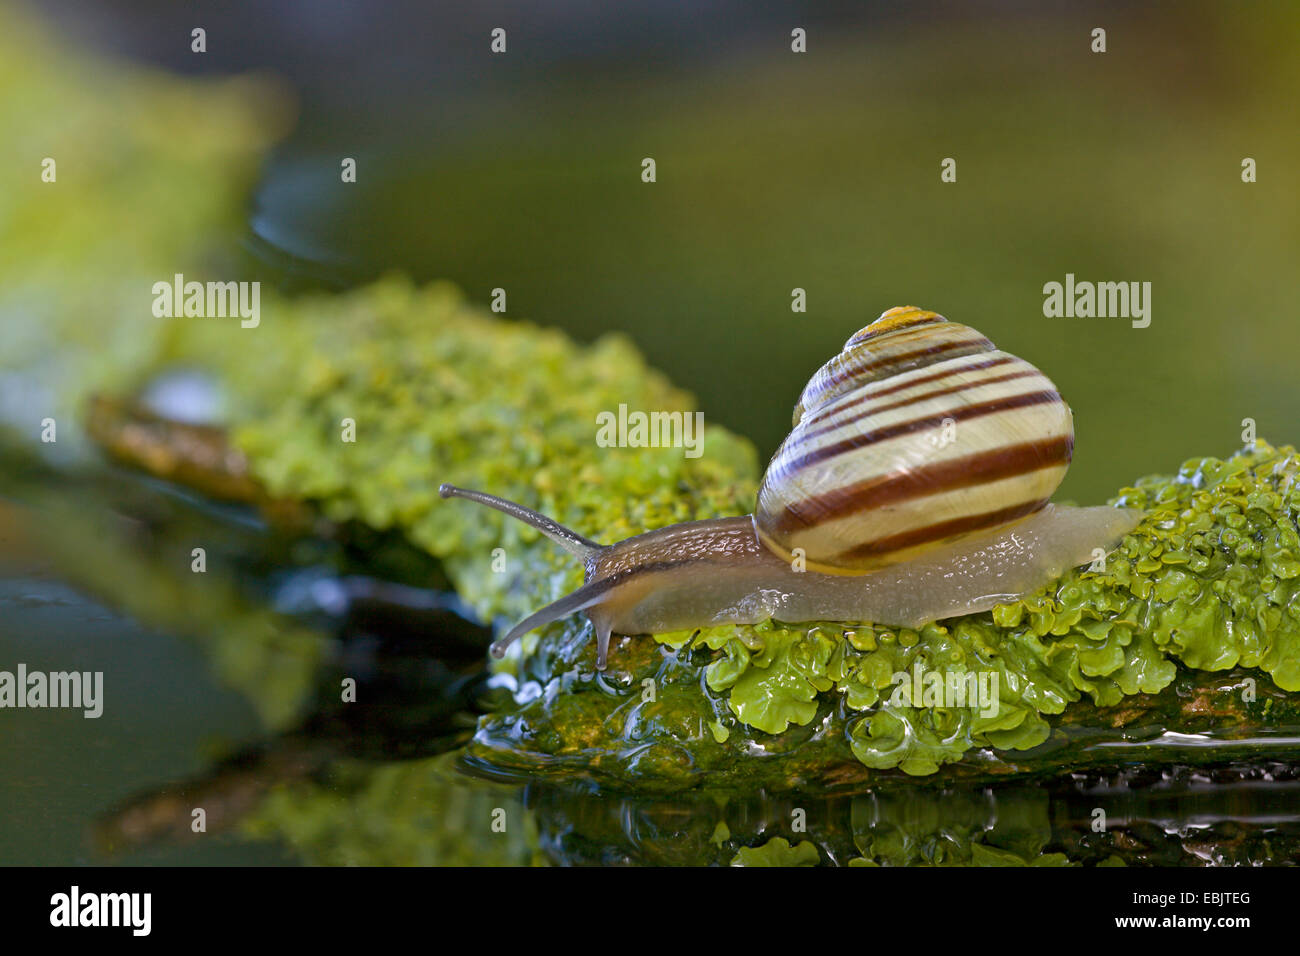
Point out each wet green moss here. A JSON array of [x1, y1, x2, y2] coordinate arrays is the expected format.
[[468, 441, 1300, 787], [731, 837, 820, 867]]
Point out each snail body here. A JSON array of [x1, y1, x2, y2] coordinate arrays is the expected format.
[[442, 307, 1143, 670]]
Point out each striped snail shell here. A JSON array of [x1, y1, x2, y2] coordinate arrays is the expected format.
[[755, 307, 1073, 573]]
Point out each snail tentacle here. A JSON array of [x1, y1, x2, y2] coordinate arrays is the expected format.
[[440, 482, 618, 667], [438, 483, 601, 558], [594, 624, 613, 671], [489, 580, 613, 660]]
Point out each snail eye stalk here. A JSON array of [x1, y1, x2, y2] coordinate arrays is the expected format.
[[438, 484, 601, 559]]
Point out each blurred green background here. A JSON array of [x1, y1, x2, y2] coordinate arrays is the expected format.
[[32, 0, 1298, 501], [230, 1, 1300, 505]]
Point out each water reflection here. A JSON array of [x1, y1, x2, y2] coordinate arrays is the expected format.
[[97, 749, 1300, 866]]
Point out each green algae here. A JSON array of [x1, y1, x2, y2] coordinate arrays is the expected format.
[[469, 441, 1300, 787], [731, 837, 820, 867]]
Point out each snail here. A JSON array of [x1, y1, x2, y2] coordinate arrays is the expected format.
[[441, 307, 1144, 670]]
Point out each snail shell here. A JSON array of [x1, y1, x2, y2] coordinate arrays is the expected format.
[[756, 307, 1073, 573]]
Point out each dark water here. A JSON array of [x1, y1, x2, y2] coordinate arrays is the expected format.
[[0, 574, 296, 865]]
